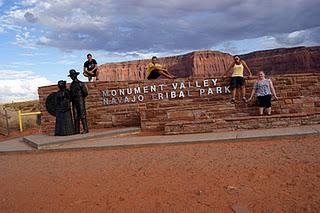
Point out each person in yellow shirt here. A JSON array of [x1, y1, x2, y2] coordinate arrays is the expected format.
[[225, 55, 252, 103], [146, 56, 175, 80]]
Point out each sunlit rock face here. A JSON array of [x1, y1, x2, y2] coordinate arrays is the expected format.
[[240, 46, 320, 75], [98, 46, 320, 81]]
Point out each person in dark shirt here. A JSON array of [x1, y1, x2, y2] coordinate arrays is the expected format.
[[83, 53, 100, 81]]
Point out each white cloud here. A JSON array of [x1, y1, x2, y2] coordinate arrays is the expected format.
[[21, 0, 38, 6], [274, 29, 316, 46], [38, 36, 50, 44], [57, 59, 76, 65], [2, 64, 19, 69], [0, 70, 52, 103], [215, 41, 242, 55], [288, 31, 303, 39], [260, 36, 283, 49], [20, 52, 47, 57], [0, 70, 35, 79], [1, 0, 319, 53], [258, 27, 320, 49], [12, 62, 35, 66], [14, 31, 38, 48]]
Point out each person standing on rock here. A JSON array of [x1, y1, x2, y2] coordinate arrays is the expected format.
[[146, 56, 175, 80], [247, 71, 279, 115], [68, 69, 89, 134], [83, 53, 100, 82], [225, 55, 252, 103]]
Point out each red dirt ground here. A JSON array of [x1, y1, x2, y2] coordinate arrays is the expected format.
[[0, 128, 126, 142], [0, 128, 41, 142], [0, 135, 320, 212]]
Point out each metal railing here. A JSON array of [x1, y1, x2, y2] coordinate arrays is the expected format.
[[18, 110, 41, 132]]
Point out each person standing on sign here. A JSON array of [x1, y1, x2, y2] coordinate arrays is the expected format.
[[83, 53, 100, 82], [68, 69, 89, 134], [225, 55, 252, 103], [146, 56, 175, 80], [247, 71, 279, 116]]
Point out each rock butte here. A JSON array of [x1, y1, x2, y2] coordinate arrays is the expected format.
[[98, 46, 320, 81]]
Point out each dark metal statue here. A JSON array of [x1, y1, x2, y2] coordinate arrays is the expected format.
[[54, 80, 75, 136], [45, 92, 57, 116], [68, 69, 89, 134]]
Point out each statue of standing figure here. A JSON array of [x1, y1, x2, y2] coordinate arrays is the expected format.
[[55, 80, 75, 136], [68, 69, 89, 134]]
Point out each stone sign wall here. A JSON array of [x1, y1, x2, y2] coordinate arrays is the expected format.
[[38, 74, 320, 135]]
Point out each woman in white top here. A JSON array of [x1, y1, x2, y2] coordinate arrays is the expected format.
[[247, 71, 279, 115]]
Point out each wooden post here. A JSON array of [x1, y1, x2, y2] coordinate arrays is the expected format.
[[5, 109, 9, 135]]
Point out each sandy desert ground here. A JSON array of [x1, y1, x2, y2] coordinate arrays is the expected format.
[[0, 135, 319, 212]]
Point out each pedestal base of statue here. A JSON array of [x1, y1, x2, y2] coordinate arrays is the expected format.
[[23, 127, 140, 149]]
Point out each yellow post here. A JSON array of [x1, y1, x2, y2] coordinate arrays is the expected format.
[[18, 110, 23, 132], [18, 111, 41, 132]]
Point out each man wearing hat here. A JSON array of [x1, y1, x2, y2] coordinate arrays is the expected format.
[[68, 69, 89, 134]]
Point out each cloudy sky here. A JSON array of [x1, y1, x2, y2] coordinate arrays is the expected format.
[[0, 0, 319, 103]]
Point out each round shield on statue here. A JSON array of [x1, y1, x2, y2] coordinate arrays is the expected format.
[[45, 92, 57, 116]]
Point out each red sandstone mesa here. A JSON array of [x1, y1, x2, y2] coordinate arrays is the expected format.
[[98, 46, 320, 81], [241, 46, 320, 75], [98, 51, 234, 81]]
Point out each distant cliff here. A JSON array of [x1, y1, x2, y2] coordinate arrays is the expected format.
[[240, 46, 320, 75], [98, 46, 320, 81]]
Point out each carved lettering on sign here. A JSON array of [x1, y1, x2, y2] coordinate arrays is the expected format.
[[101, 79, 230, 106]]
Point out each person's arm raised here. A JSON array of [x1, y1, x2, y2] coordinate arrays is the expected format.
[[224, 62, 235, 76]]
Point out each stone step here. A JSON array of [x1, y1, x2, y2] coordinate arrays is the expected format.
[[23, 127, 141, 149], [94, 121, 113, 128], [164, 113, 320, 135], [224, 112, 317, 121]]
